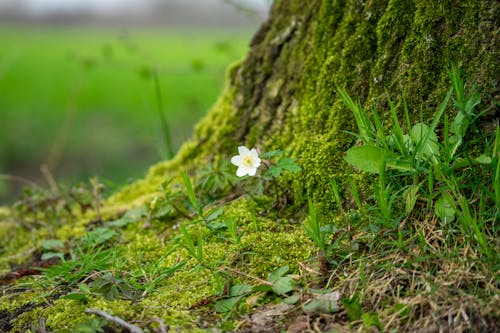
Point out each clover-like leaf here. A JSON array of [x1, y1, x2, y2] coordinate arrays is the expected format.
[[215, 296, 242, 313], [266, 166, 283, 177], [277, 157, 301, 173]]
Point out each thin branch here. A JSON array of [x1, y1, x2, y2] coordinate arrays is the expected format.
[[37, 318, 47, 333], [147, 317, 169, 333], [220, 265, 272, 286], [85, 308, 144, 333], [0, 174, 42, 190], [40, 164, 59, 193]]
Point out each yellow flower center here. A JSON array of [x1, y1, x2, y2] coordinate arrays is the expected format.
[[242, 155, 254, 167]]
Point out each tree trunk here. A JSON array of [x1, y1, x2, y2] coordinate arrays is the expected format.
[[169, 0, 498, 205]]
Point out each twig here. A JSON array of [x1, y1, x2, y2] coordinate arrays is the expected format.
[[85, 308, 144, 333], [90, 177, 102, 222], [40, 164, 59, 193], [0, 174, 42, 190], [220, 266, 272, 286], [37, 318, 47, 333], [147, 317, 169, 333]]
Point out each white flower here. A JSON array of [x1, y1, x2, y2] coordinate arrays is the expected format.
[[231, 146, 261, 177]]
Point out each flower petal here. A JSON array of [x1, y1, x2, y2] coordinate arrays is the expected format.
[[231, 155, 242, 166], [236, 167, 248, 177], [247, 167, 257, 176], [249, 148, 259, 158], [238, 146, 250, 155]]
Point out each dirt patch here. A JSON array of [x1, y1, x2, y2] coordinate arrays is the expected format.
[[0, 302, 40, 332], [0, 257, 60, 287], [235, 302, 352, 333]]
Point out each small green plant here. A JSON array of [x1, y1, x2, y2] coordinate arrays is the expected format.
[[128, 250, 186, 298], [230, 146, 301, 208], [34, 224, 122, 292], [342, 293, 363, 322], [11, 181, 95, 227], [197, 159, 237, 198], [264, 265, 296, 295], [225, 218, 243, 244], [338, 66, 498, 260], [63, 272, 136, 302], [38, 244, 116, 288], [178, 223, 205, 269], [214, 283, 254, 314], [151, 69, 175, 159], [214, 265, 296, 315], [59, 316, 107, 333], [40, 238, 65, 261], [302, 198, 327, 252], [180, 171, 226, 232]]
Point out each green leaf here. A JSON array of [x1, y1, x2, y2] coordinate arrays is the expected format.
[[73, 317, 107, 333], [268, 265, 289, 283], [214, 296, 242, 313], [337, 87, 373, 143], [362, 312, 383, 330], [182, 171, 201, 213], [266, 166, 283, 177], [344, 145, 391, 174], [283, 294, 300, 305], [404, 185, 420, 216], [229, 284, 253, 297], [253, 285, 272, 294], [394, 303, 411, 318], [85, 227, 118, 245], [41, 252, 64, 261], [342, 294, 362, 321], [411, 123, 440, 160], [41, 239, 64, 250], [307, 288, 334, 294], [78, 283, 92, 294], [386, 159, 415, 172], [207, 221, 226, 231], [105, 285, 120, 300], [277, 157, 301, 173], [62, 293, 89, 302], [261, 150, 283, 159], [302, 291, 340, 314], [435, 193, 456, 223], [451, 91, 480, 137], [302, 198, 326, 250], [475, 154, 492, 164], [107, 206, 147, 227], [272, 276, 295, 295]]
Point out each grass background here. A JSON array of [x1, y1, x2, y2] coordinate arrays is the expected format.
[[0, 25, 252, 203]]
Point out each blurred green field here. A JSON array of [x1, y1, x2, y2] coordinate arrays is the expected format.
[[0, 25, 252, 203]]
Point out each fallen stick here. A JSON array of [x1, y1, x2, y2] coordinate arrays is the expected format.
[[85, 308, 144, 333]]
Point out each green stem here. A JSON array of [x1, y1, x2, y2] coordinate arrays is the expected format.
[[153, 70, 174, 159]]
